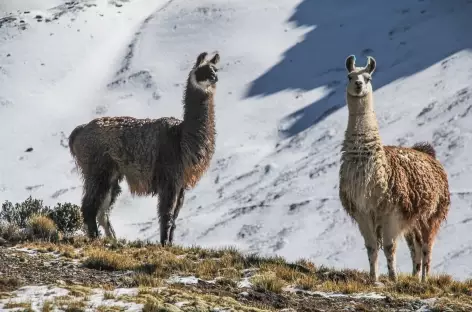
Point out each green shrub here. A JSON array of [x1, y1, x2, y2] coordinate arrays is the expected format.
[[48, 202, 83, 236], [1, 197, 83, 237]]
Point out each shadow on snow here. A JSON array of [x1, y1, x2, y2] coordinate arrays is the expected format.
[[244, 0, 472, 138]]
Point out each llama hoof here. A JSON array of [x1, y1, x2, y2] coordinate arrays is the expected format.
[[388, 273, 397, 282], [373, 281, 385, 288], [160, 240, 171, 247]]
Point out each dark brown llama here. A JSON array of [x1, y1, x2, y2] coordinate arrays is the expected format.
[[69, 51, 220, 246]]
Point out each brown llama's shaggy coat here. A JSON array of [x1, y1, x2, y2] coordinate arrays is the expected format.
[[339, 55, 450, 283], [69, 52, 220, 245]]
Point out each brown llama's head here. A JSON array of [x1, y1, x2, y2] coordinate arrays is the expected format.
[[192, 52, 220, 89], [345, 55, 376, 98]]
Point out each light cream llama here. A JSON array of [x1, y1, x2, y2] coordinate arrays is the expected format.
[[338, 55, 450, 282]]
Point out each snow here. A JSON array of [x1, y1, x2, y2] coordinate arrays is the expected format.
[[284, 287, 386, 300], [167, 275, 200, 285], [1, 0, 472, 282], [236, 278, 252, 289], [0, 286, 145, 311]]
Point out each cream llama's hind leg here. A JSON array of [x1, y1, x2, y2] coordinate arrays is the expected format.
[[405, 232, 422, 279], [356, 215, 379, 282], [381, 214, 403, 281]]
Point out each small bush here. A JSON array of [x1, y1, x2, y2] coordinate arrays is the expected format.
[[1, 197, 83, 237], [48, 202, 83, 236], [0, 221, 26, 243], [26, 214, 59, 241], [1, 196, 51, 228]]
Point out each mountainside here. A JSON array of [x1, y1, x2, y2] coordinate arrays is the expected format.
[[1, 0, 472, 281]]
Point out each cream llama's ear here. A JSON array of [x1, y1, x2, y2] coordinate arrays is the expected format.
[[345, 55, 356, 73], [365, 56, 376, 74], [195, 52, 208, 68]]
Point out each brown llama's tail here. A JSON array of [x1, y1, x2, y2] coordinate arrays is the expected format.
[[412, 142, 436, 158], [68, 124, 85, 157]]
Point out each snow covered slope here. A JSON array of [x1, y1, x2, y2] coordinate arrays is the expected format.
[[1, 0, 472, 279]]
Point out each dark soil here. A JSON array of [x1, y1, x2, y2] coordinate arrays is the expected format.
[[0, 247, 134, 291]]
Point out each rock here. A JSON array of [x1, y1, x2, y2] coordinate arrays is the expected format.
[[0, 237, 7, 246]]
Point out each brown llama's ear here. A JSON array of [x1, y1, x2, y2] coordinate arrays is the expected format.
[[365, 56, 376, 74], [345, 55, 356, 73], [209, 53, 220, 65], [195, 52, 208, 68]]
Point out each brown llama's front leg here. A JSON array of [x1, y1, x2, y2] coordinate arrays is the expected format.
[[357, 217, 379, 282], [169, 188, 185, 245], [158, 184, 179, 246]]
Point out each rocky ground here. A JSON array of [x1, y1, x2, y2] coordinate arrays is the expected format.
[[0, 239, 471, 311]]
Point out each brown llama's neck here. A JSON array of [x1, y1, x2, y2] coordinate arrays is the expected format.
[[180, 74, 216, 167], [342, 92, 384, 160]]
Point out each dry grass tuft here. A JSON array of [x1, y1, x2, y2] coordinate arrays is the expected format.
[[42, 300, 54, 312], [103, 291, 116, 300], [64, 285, 92, 297], [0, 276, 22, 292], [142, 300, 175, 312], [3, 301, 32, 309], [53, 295, 87, 312], [251, 273, 286, 293], [96, 305, 126, 312], [82, 249, 139, 271], [26, 214, 59, 241]]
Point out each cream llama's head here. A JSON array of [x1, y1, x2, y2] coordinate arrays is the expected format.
[[345, 55, 376, 97]]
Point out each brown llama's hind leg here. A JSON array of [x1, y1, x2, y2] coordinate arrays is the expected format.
[[405, 231, 422, 279], [81, 171, 114, 239], [169, 188, 185, 245], [158, 183, 180, 246], [420, 221, 437, 282], [97, 176, 122, 239], [420, 203, 448, 282]]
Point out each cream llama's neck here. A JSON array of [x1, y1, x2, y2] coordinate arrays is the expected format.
[[342, 92, 384, 160], [341, 92, 390, 210]]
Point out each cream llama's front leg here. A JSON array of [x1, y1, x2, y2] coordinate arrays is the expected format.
[[357, 217, 379, 282], [382, 214, 403, 281]]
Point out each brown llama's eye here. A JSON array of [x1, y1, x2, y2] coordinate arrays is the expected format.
[[348, 75, 352, 81]]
